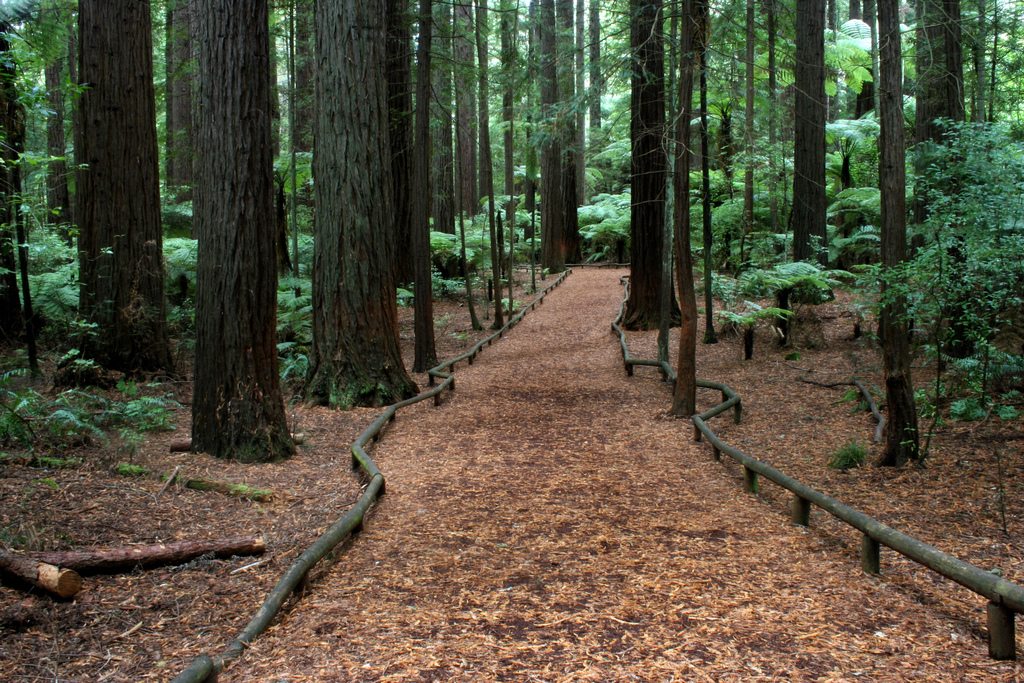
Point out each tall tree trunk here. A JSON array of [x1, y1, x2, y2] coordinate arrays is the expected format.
[[765, 0, 779, 232], [971, 0, 987, 122], [388, 0, 415, 286], [575, 0, 586, 204], [165, 0, 194, 198], [293, 0, 315, 152], [697, 0, 717, 343], [413, 0, 438, 372], [743, 0, 755, 267], [432, 0, 456, 234], [77, 0, 173, 374], [476, 0, 504, 329], [877, 0, 919, 466], [792, 0, 828, 265], [539, 0, 564, 272], [308, 0, 417, 407], [501, 0, 518, 288], [588, 0, 602, 131], [556, 0, 581, 260], [0, 24, 22, 342], [625, 0, 679, 330], [45, 51, 72, 241], [672, 0, 699, 417], [455, 3, 479, 215], [192, 0, 294, 462]]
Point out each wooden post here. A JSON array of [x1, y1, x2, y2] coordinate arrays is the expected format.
[[988, 602, 1017, 660], [734, 400, 743, 424], [861, 534, 881, 574], [743, 466, 758, 493], [711, 444, 721, 461], [792, 495, 811, 526], [693, 424, 702, 442], [626, 363, 634, 376]]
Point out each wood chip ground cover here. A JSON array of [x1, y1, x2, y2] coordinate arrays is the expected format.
[[0, 268, 1021, 681]]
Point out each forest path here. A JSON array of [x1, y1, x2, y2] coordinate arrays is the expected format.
[[234, 268, 1003, 681]]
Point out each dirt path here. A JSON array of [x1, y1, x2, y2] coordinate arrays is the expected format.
[[232, 268, 1015, 682]]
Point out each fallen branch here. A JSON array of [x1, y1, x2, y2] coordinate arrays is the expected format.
[[30, 536, 265, 574], [183, 479, 272, 501], [157, 465, 182, 498], [0, 548, 81, 598], [797, 377, 885, 443]]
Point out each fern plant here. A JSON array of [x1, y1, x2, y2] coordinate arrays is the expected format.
[[718, 302, 794, 359]]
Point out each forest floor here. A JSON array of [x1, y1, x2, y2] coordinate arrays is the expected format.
[[1, 267, 1022, 681]]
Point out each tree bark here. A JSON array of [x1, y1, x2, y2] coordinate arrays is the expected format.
[[454, 3, 479, 215], [293, 0, 315, 153], [77, 0, 173, 374], [625, 0, 679, 330], [432, 0, 456, 234], [575, 0, 586, 204], [672, 0, 699, 417], [698, 0, 717, 343], [388, 0, 415, 286], [476, 0, 505, 329], [413, 0, 438, 372], [31, 537, 265, 574], [589, 0, 602, 131], [0, 550, 81, 598], [308, 0, 418, 407], [743, 0, 755, 266], [0, 25, 23, 341], [193, 0, 293, 462], [877, 0, 919, 466], [45, 47, 72, 239], [556, 0, 581, 260], [539, 0, 565, 272], [792, 0, 828, 265]]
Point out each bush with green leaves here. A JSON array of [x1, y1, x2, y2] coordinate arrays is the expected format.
[[578, 191, 630, 262], [717, 301, 793, 359]]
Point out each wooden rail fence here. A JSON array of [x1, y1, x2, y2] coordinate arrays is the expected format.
[[171, 270, 570, 683], [611, 276, 1021, 660]]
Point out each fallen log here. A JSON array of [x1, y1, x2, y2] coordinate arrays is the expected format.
[[0, 549, 82, 598], [183, 479, 272, 501], [30, 536, 265, 574]]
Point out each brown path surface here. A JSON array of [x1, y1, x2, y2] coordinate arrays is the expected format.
[[233, 268, 1015, 681]]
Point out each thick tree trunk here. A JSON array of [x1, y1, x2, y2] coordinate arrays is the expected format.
[[501, 0, 518, 290], [575, 0, 586, 204], [412, 0, 438, 372], [556, 0, 581, 261], [765, 0, 779, 232], [31, 537, 265, 574], [672, 0, 699, 417], [625, 0, 679, 330], [539, 0, 564, 272], [309, 0, 418, 407], [454, 3, 479, 215], [877, 0, 919, 466], [165, 0, 194, 198], [431, 0, 456, 234], [792, 0, 828, 265], [476, 0, 504, 329], [0, 550, 81, 598], [77, 0, 173, 374], [388, 0, 415, 286], [193, 0, 293, 462]]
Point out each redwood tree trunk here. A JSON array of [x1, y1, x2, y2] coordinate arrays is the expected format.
[[792, 0, 828, 265], [476, 0, 504, 329], [431, 0, 456, 234], [77, 0, 173, 374], [625, 0, 679, 330], [0, 26, 23, 341], [539, 0, 564, 272], [412, 0, 438, 372], [45, 52, 71, 237], [672, 0, 699, 417], [877, 0, 919, 466], [454, 3, 479, 216], [193, 0, 293, 462], [589, 0, 602, 131], [556, 0, 581, 261], [308, 0, 418, 407], [388, 0, 415, 286]]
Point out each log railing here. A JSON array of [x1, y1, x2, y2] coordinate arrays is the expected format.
[[611, 276, 1021, 660], [172, 270, 570, 683]]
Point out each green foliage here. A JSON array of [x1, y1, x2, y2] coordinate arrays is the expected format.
[[828, 441, 867, 470], [717, 301, 793, 329], [737, 261, 850, 304], [162, 201, 193, 238], [578, 192, 630, 262]]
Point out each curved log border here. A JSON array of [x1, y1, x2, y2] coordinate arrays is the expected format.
[[171, 270, 571, 683], [611, 277, 1020, 661]]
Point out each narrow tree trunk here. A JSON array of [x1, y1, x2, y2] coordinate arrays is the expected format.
[[971, 0, 987, 122], [792, 0, 828, 265], [193, 0, 293, 462], [77, 0, 173, 374], [475, 0, 504, 329], [165, 0, 194, 198], [293, 0, 315, 152], [698, 0, 717, 343], [31, 537, 265, 574], [743, 0, 755, 268], [589, 0, 602, 131], [575, 0, 586, 204], [455, 3, 480, 215], [44, 54, 72, 240], [308, 0, 418, 407], [765, 0, 779, 232], [877, 0, 919, 466], [501, 0, 518, 299], [0, 25, 23, 342], [672, 0, 698, 417], [854, 0, 876, 117], [432, 0, 456, 234], [412, 0, 438, 372]]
